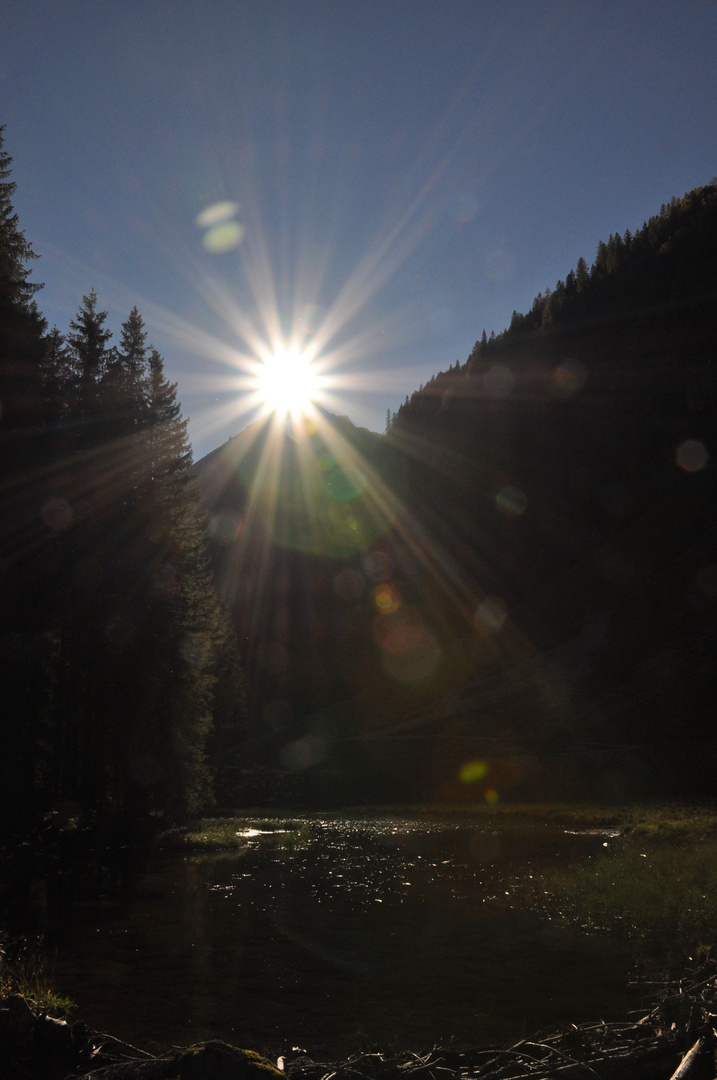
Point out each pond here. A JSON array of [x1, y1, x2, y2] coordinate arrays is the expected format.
[[50, 815, 653, 1058]]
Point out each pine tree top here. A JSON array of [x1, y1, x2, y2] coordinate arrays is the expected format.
[[0, 125, 43, 305]]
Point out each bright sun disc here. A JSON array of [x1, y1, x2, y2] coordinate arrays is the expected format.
[[257, 345, 319, 418]]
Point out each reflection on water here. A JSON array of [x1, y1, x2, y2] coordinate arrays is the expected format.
[[52, 817, 637, 1057]]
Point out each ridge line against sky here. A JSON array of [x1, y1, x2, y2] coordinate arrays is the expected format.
[[3, 0, 716, 461]]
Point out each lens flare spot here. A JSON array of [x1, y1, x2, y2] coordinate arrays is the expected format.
[[448, 188, 479, 225], [484, 788, 499, 805], [383, 631, 440, 682], [317, 450, 336, 471], [459, 760, 489, 783], [325, 464, 366, 501], [209, 512, 242, 541], [202, 220, 246, 253], [195, 201, 240, 228], [475, 597, 507, 632], [181, 631, 211, 667], [364, 550, 391, 580], [496, 485, 527, 516], [280, 733, 328, 771], [484, 365, 515, 398], [553, 358, 587, 396], [377, 608, 441, 683], [676, 438, 709, 473], [484, 249, 514, 282], [376, 608, 425, 657], [374, 583, 400, 614]]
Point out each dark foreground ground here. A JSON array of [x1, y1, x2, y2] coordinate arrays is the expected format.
[[2, 960, 717, 1080]]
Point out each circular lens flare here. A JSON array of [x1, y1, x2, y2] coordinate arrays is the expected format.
[[256, 344, 320, 418]]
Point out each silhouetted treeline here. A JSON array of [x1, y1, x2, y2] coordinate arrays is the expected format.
[[0, 127, 246, 835], [383, 183, 717, 799]]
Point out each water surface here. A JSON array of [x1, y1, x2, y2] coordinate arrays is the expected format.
[[52, 815, 638, 1057]]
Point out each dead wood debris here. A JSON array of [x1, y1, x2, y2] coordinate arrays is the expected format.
[[4, 961, 717, 1079], [281, 962, 717, 1080]]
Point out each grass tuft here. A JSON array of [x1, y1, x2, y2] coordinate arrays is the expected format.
[[0, 939, 74, 1018]]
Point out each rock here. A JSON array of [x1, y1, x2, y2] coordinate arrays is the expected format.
[[178, 1042, 285, 1080]]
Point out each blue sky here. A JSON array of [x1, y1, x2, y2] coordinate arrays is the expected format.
[[3, 0, 716, 460]]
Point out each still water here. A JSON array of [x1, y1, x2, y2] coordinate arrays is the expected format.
[[52, 816, 638, 1058]]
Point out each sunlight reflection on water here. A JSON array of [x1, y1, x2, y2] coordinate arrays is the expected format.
[[236, 828, 292, 838]]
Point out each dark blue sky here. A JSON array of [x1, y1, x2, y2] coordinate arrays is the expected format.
[[3, 0, 716, 459]]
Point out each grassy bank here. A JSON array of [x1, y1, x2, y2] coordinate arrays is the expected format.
[[159, 816, 313, 851], [165, 802, 717, 849]]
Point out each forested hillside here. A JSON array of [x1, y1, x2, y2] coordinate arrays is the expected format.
[[383, 184, 717, 799], [0, 129, 246, 836], [197, 184, 717, 806]]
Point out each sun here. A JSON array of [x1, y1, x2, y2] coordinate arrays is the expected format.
[[256, 344, 320, 419]]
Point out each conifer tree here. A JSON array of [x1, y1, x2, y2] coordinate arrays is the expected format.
[[593, 240, 609, 277], [116, 306, 147, 389], [0, 127, 46, 446], [0, 127, 51, 827], [68, 289, 112, 386], [106, 306, 148, 426], [65, 290, 114, 466], [127, 344, 243, 816], [43, 326, 70, 380], [145, 346, 191, 482], [99, 307, 151, 495]]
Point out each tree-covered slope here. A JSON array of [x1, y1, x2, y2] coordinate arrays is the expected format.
[[383, 184, 717, 799]]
